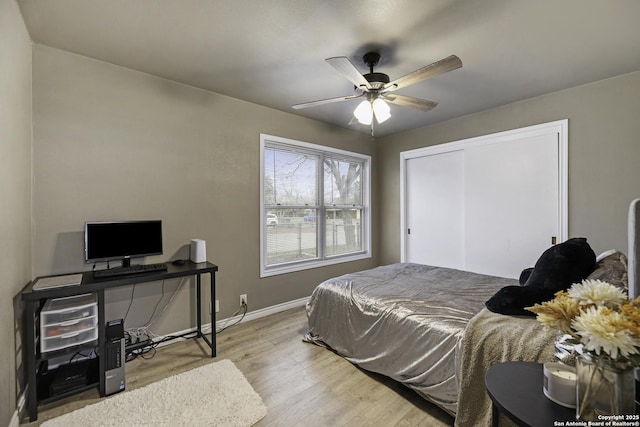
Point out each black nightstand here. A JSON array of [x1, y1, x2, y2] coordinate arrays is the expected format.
[[485, 361, 575, 427]]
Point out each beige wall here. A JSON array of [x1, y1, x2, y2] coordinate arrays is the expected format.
[[0, 0, 32, 424], [32, 45, 378, 334], [378, 71, 640, 264]]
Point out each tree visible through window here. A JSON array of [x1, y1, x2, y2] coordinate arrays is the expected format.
[[260, 135, 370, 276]]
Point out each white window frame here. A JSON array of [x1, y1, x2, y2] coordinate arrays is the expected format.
[[260, 134, 371, 277]]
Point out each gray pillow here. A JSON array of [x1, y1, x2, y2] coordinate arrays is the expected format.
[[587, 250, 628, 291]]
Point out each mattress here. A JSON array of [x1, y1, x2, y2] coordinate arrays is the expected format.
[[304, 262, 519, 415]]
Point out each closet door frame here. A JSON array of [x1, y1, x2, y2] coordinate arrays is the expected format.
[[399, 119, 568, 263]]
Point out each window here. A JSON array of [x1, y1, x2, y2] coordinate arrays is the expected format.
[[260, 134, 371, 277]]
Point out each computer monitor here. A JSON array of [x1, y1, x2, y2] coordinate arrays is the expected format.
[[84, 220, 163, 267]]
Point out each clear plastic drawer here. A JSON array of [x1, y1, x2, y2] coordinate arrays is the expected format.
[[41, 327, 98, 353], [40, 293, 98, 353]]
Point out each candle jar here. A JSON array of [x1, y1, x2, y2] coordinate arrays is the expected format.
[[543, 362, 577, 407], [575, 353, 635, 421]]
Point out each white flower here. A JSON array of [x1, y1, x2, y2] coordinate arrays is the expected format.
[[571, 306, 640, 359], [567, 279, 627, 307]]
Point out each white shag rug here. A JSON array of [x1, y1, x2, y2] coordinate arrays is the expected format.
[[41, 359, 267, 427]]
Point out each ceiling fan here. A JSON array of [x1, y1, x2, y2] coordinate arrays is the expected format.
[[292, 52, 462, 136]]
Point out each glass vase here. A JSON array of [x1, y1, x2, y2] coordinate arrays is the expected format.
[[554, 333, 581, 366], [575, 353, 635, 420]]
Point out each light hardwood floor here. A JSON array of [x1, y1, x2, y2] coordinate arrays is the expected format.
[[23, 306, 454, 426]]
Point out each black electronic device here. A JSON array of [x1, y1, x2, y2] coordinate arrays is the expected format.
[[93, 262, 168, 279], [85, 220, 163, 268], [104, 319, 125, 395], [49, 361, 89, 396]]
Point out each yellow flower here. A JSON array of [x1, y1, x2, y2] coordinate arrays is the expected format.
[[531, 281, 640, 364], [620, 297, 640, 339], [527, 291, 580, 335]]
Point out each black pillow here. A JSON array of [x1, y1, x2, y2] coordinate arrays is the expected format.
[[485, 237, 596, 316], [519, 267, 534, 285]]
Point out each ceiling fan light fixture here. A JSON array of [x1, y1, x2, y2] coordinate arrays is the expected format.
[[354, 99, 373, 125], [372, 98, 391, 123], [294, 53, 461, 135]]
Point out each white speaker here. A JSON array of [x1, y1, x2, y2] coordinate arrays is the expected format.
[[190, 239, 206, 263]]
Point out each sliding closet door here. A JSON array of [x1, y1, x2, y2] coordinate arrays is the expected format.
[[405, 150, 465, 269], [401, 120, 567, 279], [464, 133, 559, 278]]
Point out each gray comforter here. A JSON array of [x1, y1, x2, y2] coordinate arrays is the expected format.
[[304, 263, 521, 415]]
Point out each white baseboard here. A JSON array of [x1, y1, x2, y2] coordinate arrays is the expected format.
[[13, 296, 310, 422], [212, 295, 309, 333], [161, 295, 309, 339], [9, 410, 20, 427], [10, 385, 26, 427]]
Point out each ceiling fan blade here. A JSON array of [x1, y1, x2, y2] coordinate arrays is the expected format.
[[326, 57, 372, 90], [383, 94, 438, 112], [382, 55, 462, 92], [292, 94, 362, 109]]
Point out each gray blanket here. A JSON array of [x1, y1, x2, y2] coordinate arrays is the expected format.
[[455, 308, 555, 426], [304, 263, 520, 416]]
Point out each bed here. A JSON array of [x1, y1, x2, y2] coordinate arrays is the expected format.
[[304, 198, 639, 427]]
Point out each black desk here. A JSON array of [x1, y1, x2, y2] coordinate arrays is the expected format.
[[485, 361, 575, 427], [21, 261, 218, 421]]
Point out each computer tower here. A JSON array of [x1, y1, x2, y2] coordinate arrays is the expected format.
[[104, 319, 125, 395]]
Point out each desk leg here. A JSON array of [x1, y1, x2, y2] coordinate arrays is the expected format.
[[195, 272, 216, 358], [25, 299, 38, 422], [211, 271, 216, 357], [196, 274, 202, 339], [98, 289, 105, 396]]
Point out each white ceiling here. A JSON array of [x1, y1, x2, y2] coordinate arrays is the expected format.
[[17, 0, 640, 137]]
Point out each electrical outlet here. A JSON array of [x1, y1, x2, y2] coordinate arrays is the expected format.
[[240, 294, 247, 306], [210, 300, 220, 313]]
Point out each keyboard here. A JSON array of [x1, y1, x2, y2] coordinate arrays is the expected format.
[[94, 263, 168, 279]]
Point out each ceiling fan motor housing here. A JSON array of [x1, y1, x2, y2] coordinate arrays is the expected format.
[[361, 52, 389, 90], [364, 72, 390, 90]]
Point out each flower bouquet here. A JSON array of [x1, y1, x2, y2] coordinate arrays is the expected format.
[[528, 279, 640, 419]]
